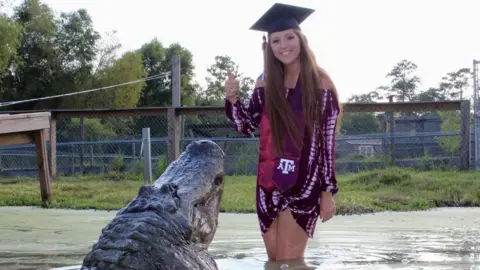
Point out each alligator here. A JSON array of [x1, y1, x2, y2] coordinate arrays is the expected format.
[[80, 140, 225, 270]]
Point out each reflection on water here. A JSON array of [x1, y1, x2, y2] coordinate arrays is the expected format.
[[0, 207, 479, 270]]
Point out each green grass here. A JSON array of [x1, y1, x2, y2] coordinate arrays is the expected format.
[[0, 168, 479, 215]]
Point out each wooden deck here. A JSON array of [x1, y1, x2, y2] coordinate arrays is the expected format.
[[0, 112, 52, 204]]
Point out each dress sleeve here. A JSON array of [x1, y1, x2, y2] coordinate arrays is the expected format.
[[224, 87, 263, 136], [319, 89, 340, 195]]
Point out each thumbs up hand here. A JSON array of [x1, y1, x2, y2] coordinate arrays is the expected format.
[[224, 70, 239, 104]]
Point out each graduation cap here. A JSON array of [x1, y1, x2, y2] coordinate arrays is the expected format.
[[250, 3, 315, 35]]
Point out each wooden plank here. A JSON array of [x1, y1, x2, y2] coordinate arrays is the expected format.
[[0, 100, 463, 118], [341, 101, 462, 113], [0, 132, 34, 146], [54, 108, 168, 118], [0, 130, 49, 146], [49, 116, 57, 178], [0, 112, 50, 119], [0, 114, 50, 134], [175, 101, 463, 115], [34, 129, 52, 204], [0, 108, 168, 118], [177, 107, 224, 115]]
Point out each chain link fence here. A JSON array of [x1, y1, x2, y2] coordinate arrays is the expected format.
[[337, 109, 465, 173], [0, 101, 470, 180], [472, 59, 480, 169]]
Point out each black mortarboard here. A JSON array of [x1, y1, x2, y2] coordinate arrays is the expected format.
[[250, 3, 315, 35]]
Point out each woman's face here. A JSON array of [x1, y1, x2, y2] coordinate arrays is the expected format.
[[269, 29, 301, 66]]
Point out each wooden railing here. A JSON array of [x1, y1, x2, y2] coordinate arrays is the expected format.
[[1, 99, 471, 181]]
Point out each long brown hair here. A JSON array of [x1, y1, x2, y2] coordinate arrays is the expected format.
[[264, 29, 341, 156]]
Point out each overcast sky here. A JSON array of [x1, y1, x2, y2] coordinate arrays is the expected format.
[[6, 0, 480, 102]]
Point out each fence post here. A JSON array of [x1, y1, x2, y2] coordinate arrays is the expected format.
[[172, 55, 181, 108], [49, 114, 57, 179], [80, 116, 85, 175], [460, 100, 471, 170], [142, 128, 152, 184], [168, 55, 181, 164], [387, 96, 395, 165], [473, 59, 479, 170]]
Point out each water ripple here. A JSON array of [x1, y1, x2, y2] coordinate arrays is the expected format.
[[1, 207, 479, 270]]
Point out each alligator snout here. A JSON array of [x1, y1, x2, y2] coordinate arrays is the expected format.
[[186, 139, 225, 158]]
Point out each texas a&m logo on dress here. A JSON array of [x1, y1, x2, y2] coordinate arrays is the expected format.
[[277, 158, 295, 174]]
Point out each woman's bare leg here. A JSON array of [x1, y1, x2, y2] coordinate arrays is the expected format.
[[263, 258, 314, 270], [262, 218, 279, 261], [275, 208, 309, 261]]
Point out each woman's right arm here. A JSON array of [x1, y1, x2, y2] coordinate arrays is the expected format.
[[224, 87, 263, 136]]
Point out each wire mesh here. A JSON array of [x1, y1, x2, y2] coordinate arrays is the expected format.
[[337, 109, 462, 173], [473, 59, 480, 169], [0, 103, 468, 180], [181, 111, 259, 176]]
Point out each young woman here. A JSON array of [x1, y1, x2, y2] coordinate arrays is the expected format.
[[224, 3, 341, 262]]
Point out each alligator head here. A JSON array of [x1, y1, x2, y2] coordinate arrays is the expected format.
[[151, 139, 225, 250], [80, 140, 225, 270]]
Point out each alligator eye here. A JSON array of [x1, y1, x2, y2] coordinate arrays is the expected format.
[[194, 200, 205, 208], [214, 175, 223, 186]]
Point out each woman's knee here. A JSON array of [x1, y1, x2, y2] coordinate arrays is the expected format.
[[275, 241, 307, 261], [275, 209, 308, 260], [262, 218, 279, 260]]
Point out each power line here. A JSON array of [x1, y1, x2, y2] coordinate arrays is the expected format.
[[0, 72, 171, 108]]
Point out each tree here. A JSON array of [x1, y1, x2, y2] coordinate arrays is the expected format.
[[200, 55, 254, 106], [0, 15, 22, 73], [343, 91, 383, 135], [95, 30, 121, 71], [68, 51, 147, 139], [378, 60, 421, 102], [347, 90, 382, 103], [343, 91, 382, 134], [162, 43, 196, 106], [137, 40, 196, 107], [1, 0, 101, 110], [55, 9, 100, 72], [0, 0, 199, 112], [79, 51, 146, 109], [52, 8, 101, 108], [437, 110, 461, 155], [414, 87, 445, 101], [5, 0, 58, 109], [137, 38, 166, 107], [0, 14, 22, 99], [439, 68, 471, 100], [432, 68, 471, 156], [340, 113, 382, 135]]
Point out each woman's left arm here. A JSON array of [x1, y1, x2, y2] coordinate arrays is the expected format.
[[319, 89, 340, 196]]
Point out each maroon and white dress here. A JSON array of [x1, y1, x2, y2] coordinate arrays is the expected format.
[[224, 78, 340, 238]]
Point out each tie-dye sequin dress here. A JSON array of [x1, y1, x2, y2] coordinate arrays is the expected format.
[[224, 80, 340, 238]]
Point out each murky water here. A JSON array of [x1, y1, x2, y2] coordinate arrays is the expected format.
[[0, 207, 479, 270]]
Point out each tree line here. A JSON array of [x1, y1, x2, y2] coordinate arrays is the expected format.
[[0, 0, 474, 138], [349, 59, 471, 104], [342, 59, 472, 135], [0, 0, 254, 111]]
